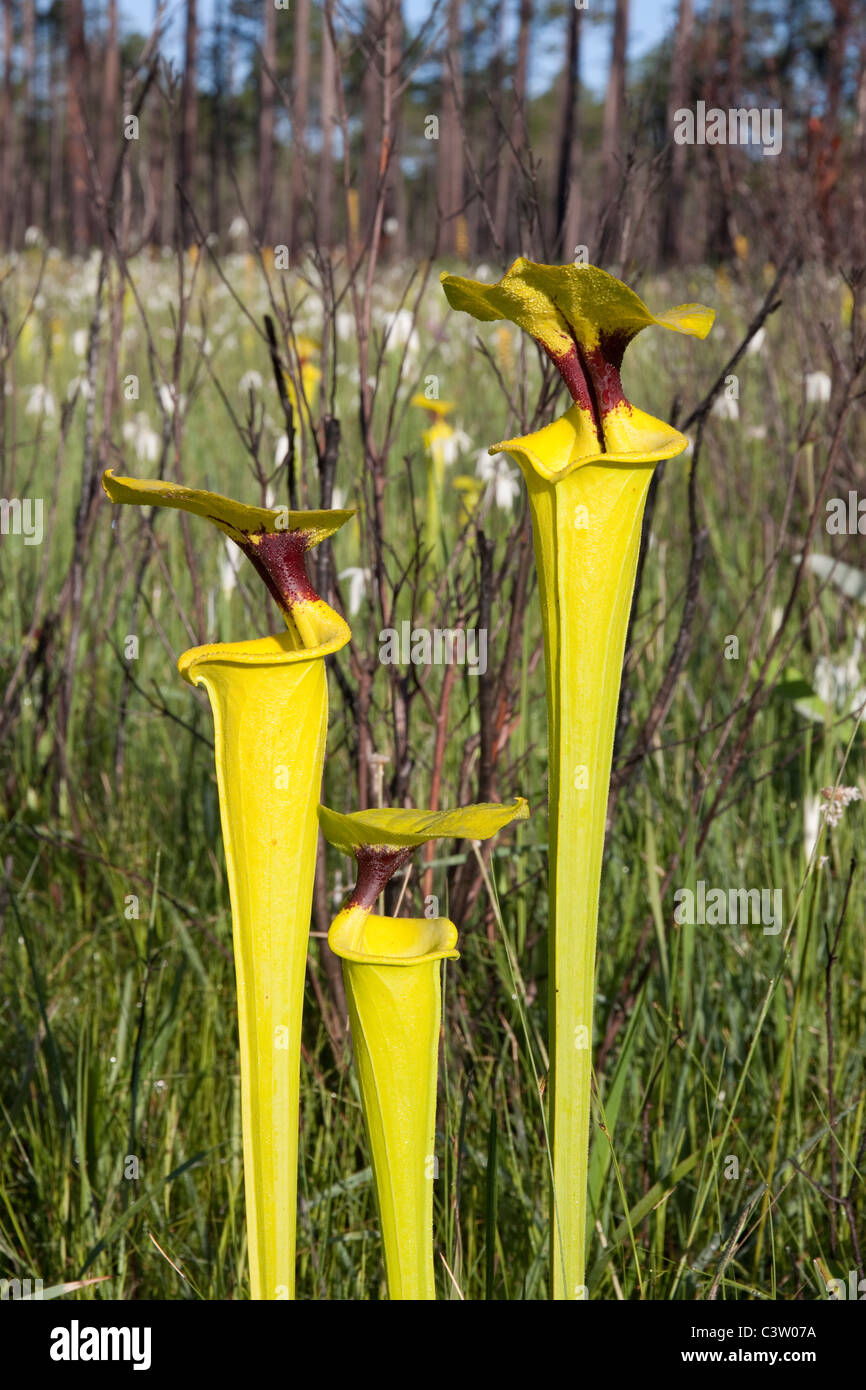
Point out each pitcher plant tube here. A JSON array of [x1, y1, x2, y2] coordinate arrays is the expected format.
[[320, 798, 529, 1300], [102, 470, 353, 1299], [441, 259, 714, 1299]]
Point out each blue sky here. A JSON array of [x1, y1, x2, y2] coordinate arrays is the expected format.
[[118, 0, 678, 98]]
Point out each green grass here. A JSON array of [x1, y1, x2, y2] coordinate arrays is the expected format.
[[1, 248, 864, 1299]]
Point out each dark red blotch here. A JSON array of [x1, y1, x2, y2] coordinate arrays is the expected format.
[[349, 843, 415, 910]]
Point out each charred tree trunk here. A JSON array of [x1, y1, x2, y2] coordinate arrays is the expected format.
[[289, 0, 310, 256], [600, 0, 629, 239], [437, 0, 464, 254], [257, 0, 277, 243], [65, 0, 91, 252], [554, 0, 582, 258], [179, 0, 198, 245], [493, 0, 532, 254], [659, 0, 693, 264], [100, 0, 120, 206], [317, 2, 336, 250]]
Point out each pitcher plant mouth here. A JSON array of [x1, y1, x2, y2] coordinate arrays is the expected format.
[[102, 469, 354, 650], [492, 402, 692, 485]]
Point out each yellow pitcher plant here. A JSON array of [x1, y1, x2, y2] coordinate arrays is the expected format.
[[410, 394, 459, 566], [319, 797, 529, 1300], [102, 471, 353, 1300], [441, 259, 714, 1299]]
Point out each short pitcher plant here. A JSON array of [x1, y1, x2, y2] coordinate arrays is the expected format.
[[103, 471, 353, 1300], [441, 259, 714, 1299], [319, 798, 529, 1299]]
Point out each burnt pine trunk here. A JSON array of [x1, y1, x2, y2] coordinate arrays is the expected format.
[[2, 0, 14, 248], [554, 0, 582, 258], [179, 0, 198, 245], [317, 1, 336, 250], [22, 0, 36, 231], [258, 0, 277, 243], [659, 0, 693, 264], [209, 0, 225, 244], [289, 0, 310, 256], [494, 0, 533, 254], [65, 0, 91, 251], [437, 0, 464, 254], [600, 0, 629, 218], [100, 0, 120, 203]]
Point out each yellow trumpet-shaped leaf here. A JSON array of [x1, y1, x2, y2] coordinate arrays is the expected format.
[[332, 906, 454, 1300], [180, 628, 349, 1300], [104, 469, 353, 1300], [441, 258, 714, 1301], [102, 470, 353, 651], [322, 796, 528, 1299]]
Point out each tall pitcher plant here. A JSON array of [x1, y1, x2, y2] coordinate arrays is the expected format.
[[441, 260, 714, 1299], [102, 472, 353, 1299]]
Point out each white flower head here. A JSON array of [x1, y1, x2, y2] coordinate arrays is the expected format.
[[228, 216, 248, 240], [477, 450, 521, 511], [25, 383, 56, 418], [381, 308, 420, 360], [66, 374, 93, 402], [819, 784, 862, 829], [805, 370, 832, 404], [24, 225, 44, 247], [711, 394, 739, 421], [238, 369, 263, 396], [336, 311, 356, 342], [157, 383, 185, 417], [338, 566, 371, 617], [219, 537, 242, 598], [72, 328, 89, 360], [746, 326, 766, 356], [122, 413, 161, 465]]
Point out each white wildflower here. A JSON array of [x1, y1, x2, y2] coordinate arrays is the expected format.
[[381, 308, 420, 360], [219, 537, 242, 598], [746, 326, 766, 355], [711, 394, 739, 421], [228, 216, 248, 240], [157, 383, 184, 417], [336, 311, 356, 342], [72, 328, 89, 360], [25, 383, 56, 418], [819, 785, 861, 829], [477, 450, 521, 511], [805, 370, 831, 404], [338, 567, 371, 617], [24, 225, 44, 247], [238, 369, 263, 395], [66, 374, 93, 402], [274, 433, 291, 468], [122, 412, 161, 464]]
